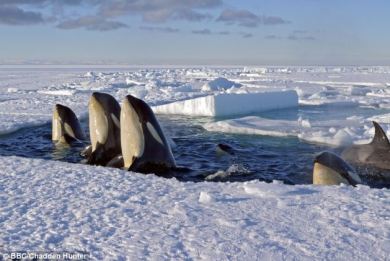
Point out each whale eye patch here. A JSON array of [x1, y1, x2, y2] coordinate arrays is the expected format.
[[111, 113, 120, 129], [146, 122, 163, 145]]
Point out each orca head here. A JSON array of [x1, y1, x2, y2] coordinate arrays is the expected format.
[[120, 95, 173, 169], [52, 104, 85, 142], [89, 92, 120, 151], [313, 151, 361, 186]]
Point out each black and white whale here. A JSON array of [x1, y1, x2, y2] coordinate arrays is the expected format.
[[341, 121, 390, 170], [313, 151, 361, 185], [85, 92, 122, 166], [120, 95, 176, 173], [52, 104, 86, 145]]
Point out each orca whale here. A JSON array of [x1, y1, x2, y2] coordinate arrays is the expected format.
[[52, 104, 85, 145], [86, 92, 121, 166], [120, 95, 176, 173], [313, 151, 361, 185], [341, 121, 390, 170]]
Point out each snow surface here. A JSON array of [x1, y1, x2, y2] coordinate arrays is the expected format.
[[153, 91, 298, 117], [0, 156, 389, 260]]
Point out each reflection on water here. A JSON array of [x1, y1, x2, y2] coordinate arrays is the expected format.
[[0, 105, 389, 188]]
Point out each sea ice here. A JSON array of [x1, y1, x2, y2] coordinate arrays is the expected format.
[[153, 90, 298, 117], [0, 156, 387, 260]]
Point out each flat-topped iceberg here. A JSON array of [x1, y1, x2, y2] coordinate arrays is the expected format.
[[152, 90, 298, 117]]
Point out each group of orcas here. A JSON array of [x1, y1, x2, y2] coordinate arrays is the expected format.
[[52, 92, 390, 186], [53, 92, 175, 173]]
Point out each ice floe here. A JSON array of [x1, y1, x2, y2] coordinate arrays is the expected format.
[[153, 90, 298, 117]]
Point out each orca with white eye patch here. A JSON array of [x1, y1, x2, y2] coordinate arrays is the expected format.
[[86, 92, 122, 166], [313, 151, 361, 186], [52, 104, 86, 145], [120, 95, 176, 174]]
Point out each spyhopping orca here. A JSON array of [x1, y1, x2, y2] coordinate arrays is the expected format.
[[120, 95, 176, 173], [313, 151, 361, 185], [86, 92, 121, 166], [52, 104, 85, 145]]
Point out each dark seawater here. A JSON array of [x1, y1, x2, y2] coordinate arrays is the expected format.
[[0, 105, 389, 188]]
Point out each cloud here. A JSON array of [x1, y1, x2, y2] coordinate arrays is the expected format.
[[262, 16, 288, 25], [239, 32, 253, 38], [264, 32, 316, 41], [192, 29, 211, 35], [0, 0, 222, 28], [293, 30, 307, 34], [0, 6, 44, 25], [173, 9, 212, 22], [217, 8, 289, 27], [191, 29, 232, 36], [0, 0, 221, 29], [0, 0, 82, 7], [191, 29, 250, 38], [264, 34, 280, 40], [288, 35, 316, 41], [288, 30, 316, 41], [218, 31, 230, 35], [0, 0, 47, 5], [99, 0, 221, 23], [139, 26, 180, 33], [57, 16, 128, 31]]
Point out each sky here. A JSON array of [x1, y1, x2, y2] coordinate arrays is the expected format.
[[0, 0, 389, 66]]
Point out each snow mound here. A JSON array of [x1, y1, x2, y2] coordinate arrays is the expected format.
[[0, 156, 388, 260], [201, 77, 241, 92], [153, 90, 298, 117], [199, 191, 213, 203]]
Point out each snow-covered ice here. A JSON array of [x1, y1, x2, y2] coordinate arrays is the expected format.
[[204, 116, 390, 147], [153, 90, 298, 117], [200, 77, 242, 91], [0, 156, 388, 260]]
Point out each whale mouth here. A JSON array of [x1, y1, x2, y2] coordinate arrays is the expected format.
[[89, 94, 109, 150], [120, 96, 145, 169]]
